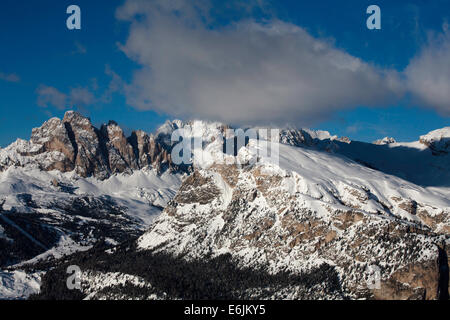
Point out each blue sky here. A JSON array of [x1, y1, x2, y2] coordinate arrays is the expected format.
[[0, 0, 449, 147]]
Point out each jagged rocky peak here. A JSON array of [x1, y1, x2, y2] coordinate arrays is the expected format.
[[129, 130, 156, 166], [62, 110, 92, 128], [30, 117, 76, 169], [0, 111, 185, 179], [155, 119, 184, 148], [31, 117, 65, 145], [28, 111, 105, 176], [337, 136, 351, 144], [155, 119, 230, 148], [373, 137, 397, 145], [100, 120, 138, 174], [61, 112, 109, 178], [420, 127, 450, 155], [279, 129, 310, 146], [280, 128, 338, 147]]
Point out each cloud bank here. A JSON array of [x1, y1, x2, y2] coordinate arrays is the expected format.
[[405, 30, 450, 116], [116, 0, 404, 126], [115, 0, 449, 126]]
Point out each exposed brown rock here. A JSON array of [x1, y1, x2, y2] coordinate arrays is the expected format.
[[129, 130, 160, 167], [398, 199, 418, 215], [334, 210, 364, 230], [62, 111, 109, 178], [101, 121, 138, 174], [373, 260, 439, 300], [174, 171, 220, 205], [30, 117, 76, 171]]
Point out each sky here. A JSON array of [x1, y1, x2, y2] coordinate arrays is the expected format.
[[0, 0, 449, 147]]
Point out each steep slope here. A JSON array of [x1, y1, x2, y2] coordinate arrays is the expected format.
[[2, 113, 449, 300], [294, 127, 450, 188], [43, 134, 449, 300], [135, 140, 449, 299], [0, 166, 181, 266], [419, 127, 450, 156], [0, 166, 182, 299]]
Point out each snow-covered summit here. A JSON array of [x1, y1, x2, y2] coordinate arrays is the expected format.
[[419, 127, 450, 155], [373, 137, 397, 145], [420, 127, 450, 142]]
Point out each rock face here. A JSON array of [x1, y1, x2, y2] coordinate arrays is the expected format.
[[129, 130, 158, 167], [63, 111, 110, 178], [134, 139, 449, 300], [101, 121, 138, 174], [0, 111, 184, 179], [30, 117, 76, 172], [279, 128, 337, 147]]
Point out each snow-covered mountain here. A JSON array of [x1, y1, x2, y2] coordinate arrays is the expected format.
[[278, 126, 450, 188], [419, 127, 450, 156], [373, 137, 396, 145], [0, 112, 185, 299], [1, 112, 449, 300], [133, 139, 448, 298], [0, 166, 181, 299]]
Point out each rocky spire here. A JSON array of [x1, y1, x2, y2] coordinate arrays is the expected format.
[[100, 120, 138, 174], [62, 111, 109, 178]]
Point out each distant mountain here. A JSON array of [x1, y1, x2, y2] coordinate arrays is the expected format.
[[280, 126, 450, 188], [1, 112, 449, 300], [373, 137, 396, 145], [331, 128, 450, 187], [419, 127, 450, 156]]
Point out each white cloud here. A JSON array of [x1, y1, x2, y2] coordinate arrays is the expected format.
[[405, 29, 450, 116], [116, 0, 404, 126], [0, 72, 20, 83], [36, 85, 95, 110], [70, 87, 95, 107], [36, 85, 68, 110], [101, 65, 126, 103]]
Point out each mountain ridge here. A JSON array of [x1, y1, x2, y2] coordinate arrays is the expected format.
[[2, 111, 449, 186], [0, 111, 184, 180], [1, 111, 449, 300]]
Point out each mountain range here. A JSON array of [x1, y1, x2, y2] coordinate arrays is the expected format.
[[0, 111, 448, 300]]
